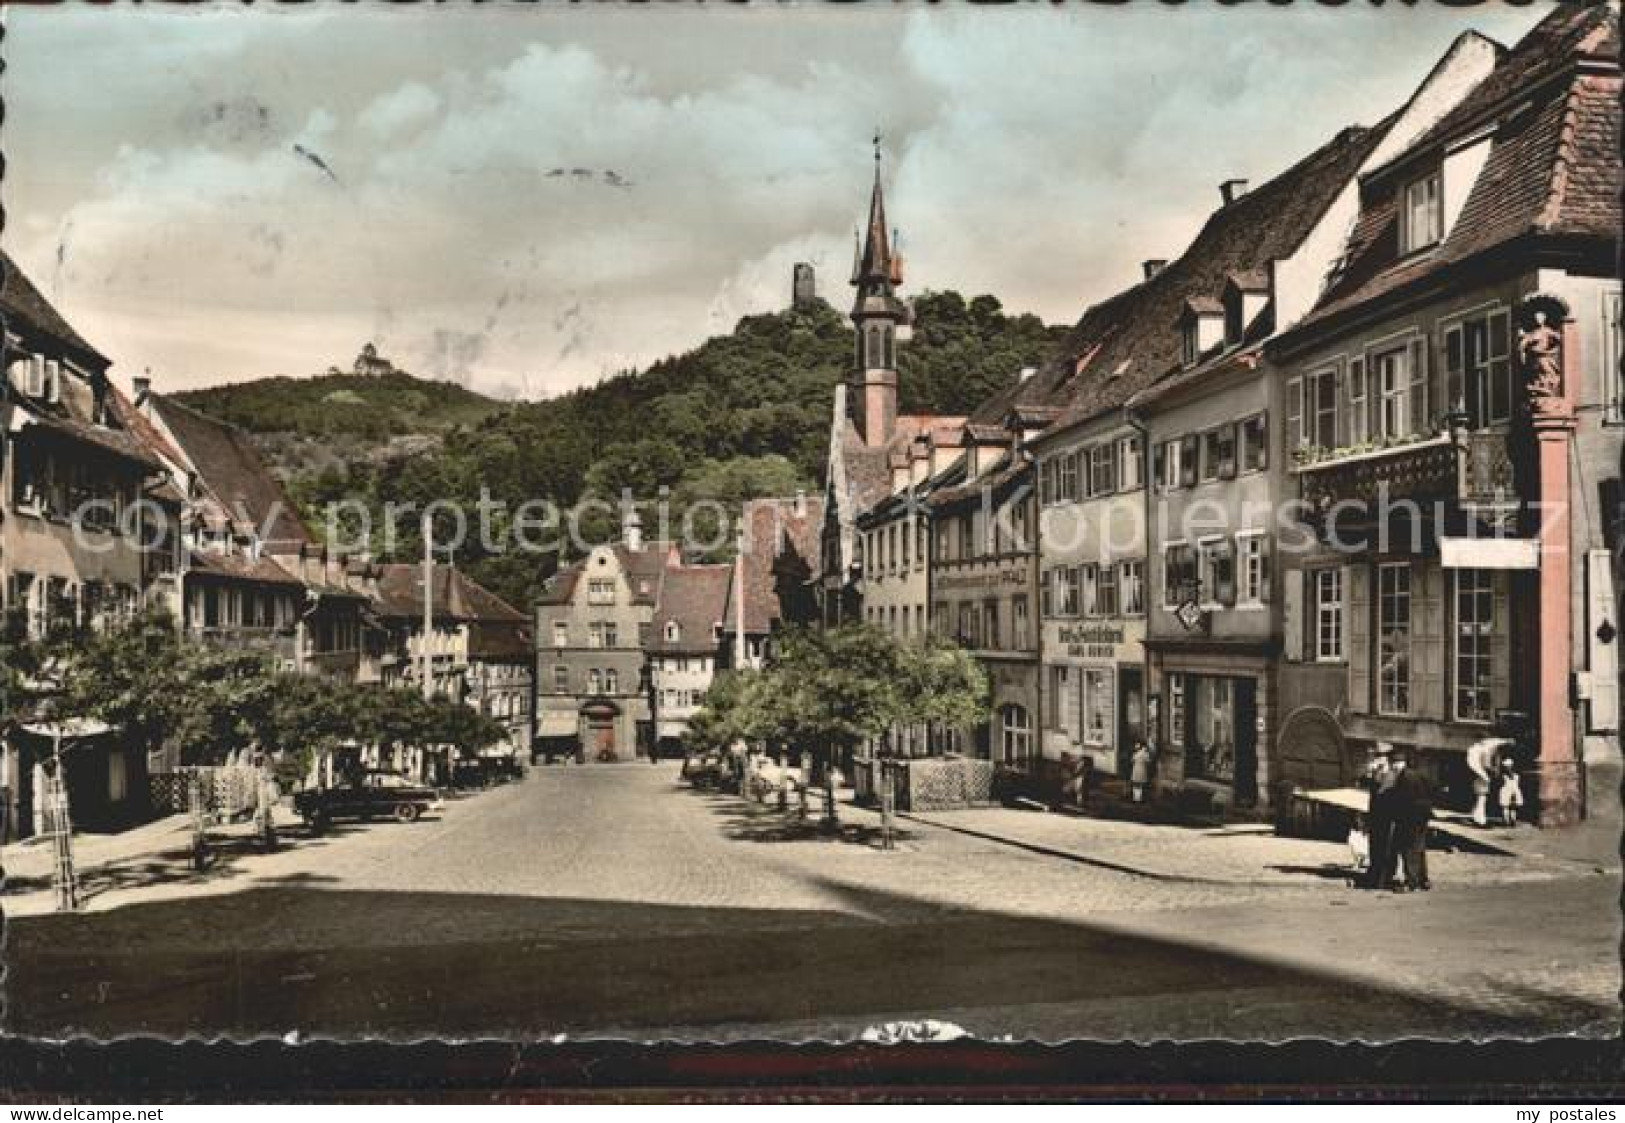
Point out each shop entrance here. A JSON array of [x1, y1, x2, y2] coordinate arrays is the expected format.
[[1116, 667, 1144, 779]]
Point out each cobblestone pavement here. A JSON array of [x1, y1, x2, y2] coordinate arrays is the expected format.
[[4, 765, 1617, 1042], [887, 804, 1606, 887]]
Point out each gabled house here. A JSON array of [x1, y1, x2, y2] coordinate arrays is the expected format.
[[534, 513, 679, 762], [648, 562, 731, 755], [134, 391, 377, 681], [375, 562, 533, 756], [1, 252, 171, 837], [1267, 2, 1621, 825], [720, 494, 823, 671]]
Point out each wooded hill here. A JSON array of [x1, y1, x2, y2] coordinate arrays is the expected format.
[[177, 292, 1065, 608]]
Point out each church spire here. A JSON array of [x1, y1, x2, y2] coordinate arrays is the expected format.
[[848, 136, 909, 449], [855, 135, 900, 287]]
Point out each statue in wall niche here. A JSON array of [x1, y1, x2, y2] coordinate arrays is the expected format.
[[1517, 297, 1569, 418]]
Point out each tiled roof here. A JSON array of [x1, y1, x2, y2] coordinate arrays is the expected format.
[[151, 395, 313, 546], [14, 409, 164, 470], [537, 541, 678, 607], [0, 251, 109, 369], [375, 562, 527, 624], [650, 564, 732, 654], [727, 495, 824, 634], [1295, 19, 1620, 337], [1022, 122, 1387, 438], [188, 550, 305, 587], [107, 385, 187, 468], [1376, 3, 1618, 180]]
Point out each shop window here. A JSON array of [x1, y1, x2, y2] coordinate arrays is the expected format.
[[1185, 677, 1237, 784], [1000, 705, 1034, 768], [1082, 670, 1112, 747], [1049, 665, 1079, 737], [1453, 568, 1497, 723]]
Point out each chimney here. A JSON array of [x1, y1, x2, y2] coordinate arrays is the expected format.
[[133, 371, 153, 414], [1142, 259, 1167, 282], [1220, 178, 1249, 206], [623, 507, 644, 552]]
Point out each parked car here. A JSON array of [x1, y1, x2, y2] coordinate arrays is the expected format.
[[295, 770, 443, 831], [681, 749, 727, 790]]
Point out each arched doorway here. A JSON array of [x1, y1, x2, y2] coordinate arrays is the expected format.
[[580, 701, 622, 763], [1276, 706, 1350, 792]]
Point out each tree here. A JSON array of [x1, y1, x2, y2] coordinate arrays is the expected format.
[[763, 625, 913, 826], [897, 635, 990, 738]]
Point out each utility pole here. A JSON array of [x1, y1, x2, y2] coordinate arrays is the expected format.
[[421, 510, 434, 702], [48, 725, 79, 912]]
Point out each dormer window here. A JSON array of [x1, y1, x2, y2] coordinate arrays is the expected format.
[[665, 620, 680, 643], [1178, 299, 1225, 367], [1400, 169, 1443, 254]]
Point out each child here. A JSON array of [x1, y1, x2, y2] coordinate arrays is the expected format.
[[1130, 741, 1153, 804], [1347, 813, 1371, 880], [1497, 757, 1525, 827]]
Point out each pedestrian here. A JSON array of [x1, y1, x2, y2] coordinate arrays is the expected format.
[[1497, 756, 1525, 827], [1130, 741, 1154, 804], [1465, 735, 1506, 827], [1388, 748, 1433, 892], [1364, 743, 1399, 891]]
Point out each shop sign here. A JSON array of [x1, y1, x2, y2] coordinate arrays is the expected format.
[[1058, 623, 1126, 660], [938, 567, 1028, 592]]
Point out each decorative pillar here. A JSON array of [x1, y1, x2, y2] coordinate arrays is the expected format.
[[1519, 294, 1581, 827]]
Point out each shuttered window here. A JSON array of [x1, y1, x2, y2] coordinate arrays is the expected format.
[[1285, 377, 1304, 456]]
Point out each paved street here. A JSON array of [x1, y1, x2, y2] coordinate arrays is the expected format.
[[4, 765, 1617, 1042]]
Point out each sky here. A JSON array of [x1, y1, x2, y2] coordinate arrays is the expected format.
[[3, 3, 1550, 401]]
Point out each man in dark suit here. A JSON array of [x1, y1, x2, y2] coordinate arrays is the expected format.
[[1389, 748, 1434, 892], [1364, 743, 1400, 889]]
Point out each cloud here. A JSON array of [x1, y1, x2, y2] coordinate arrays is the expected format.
[[359, 81, 442, 139], [2, 4, 1550, 398]]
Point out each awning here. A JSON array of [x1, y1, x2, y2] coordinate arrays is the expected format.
[[1440, 536, 1540, 570]]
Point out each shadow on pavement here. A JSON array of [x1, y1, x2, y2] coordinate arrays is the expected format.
[[5, 870, 1615, 1042]]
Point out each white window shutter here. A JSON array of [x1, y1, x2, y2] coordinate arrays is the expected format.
[[1587, 550, 1619, 733], [1348, 564, 1370, 713]]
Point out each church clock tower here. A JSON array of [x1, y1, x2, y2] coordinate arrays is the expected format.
[[849, 139, 909, 448]]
